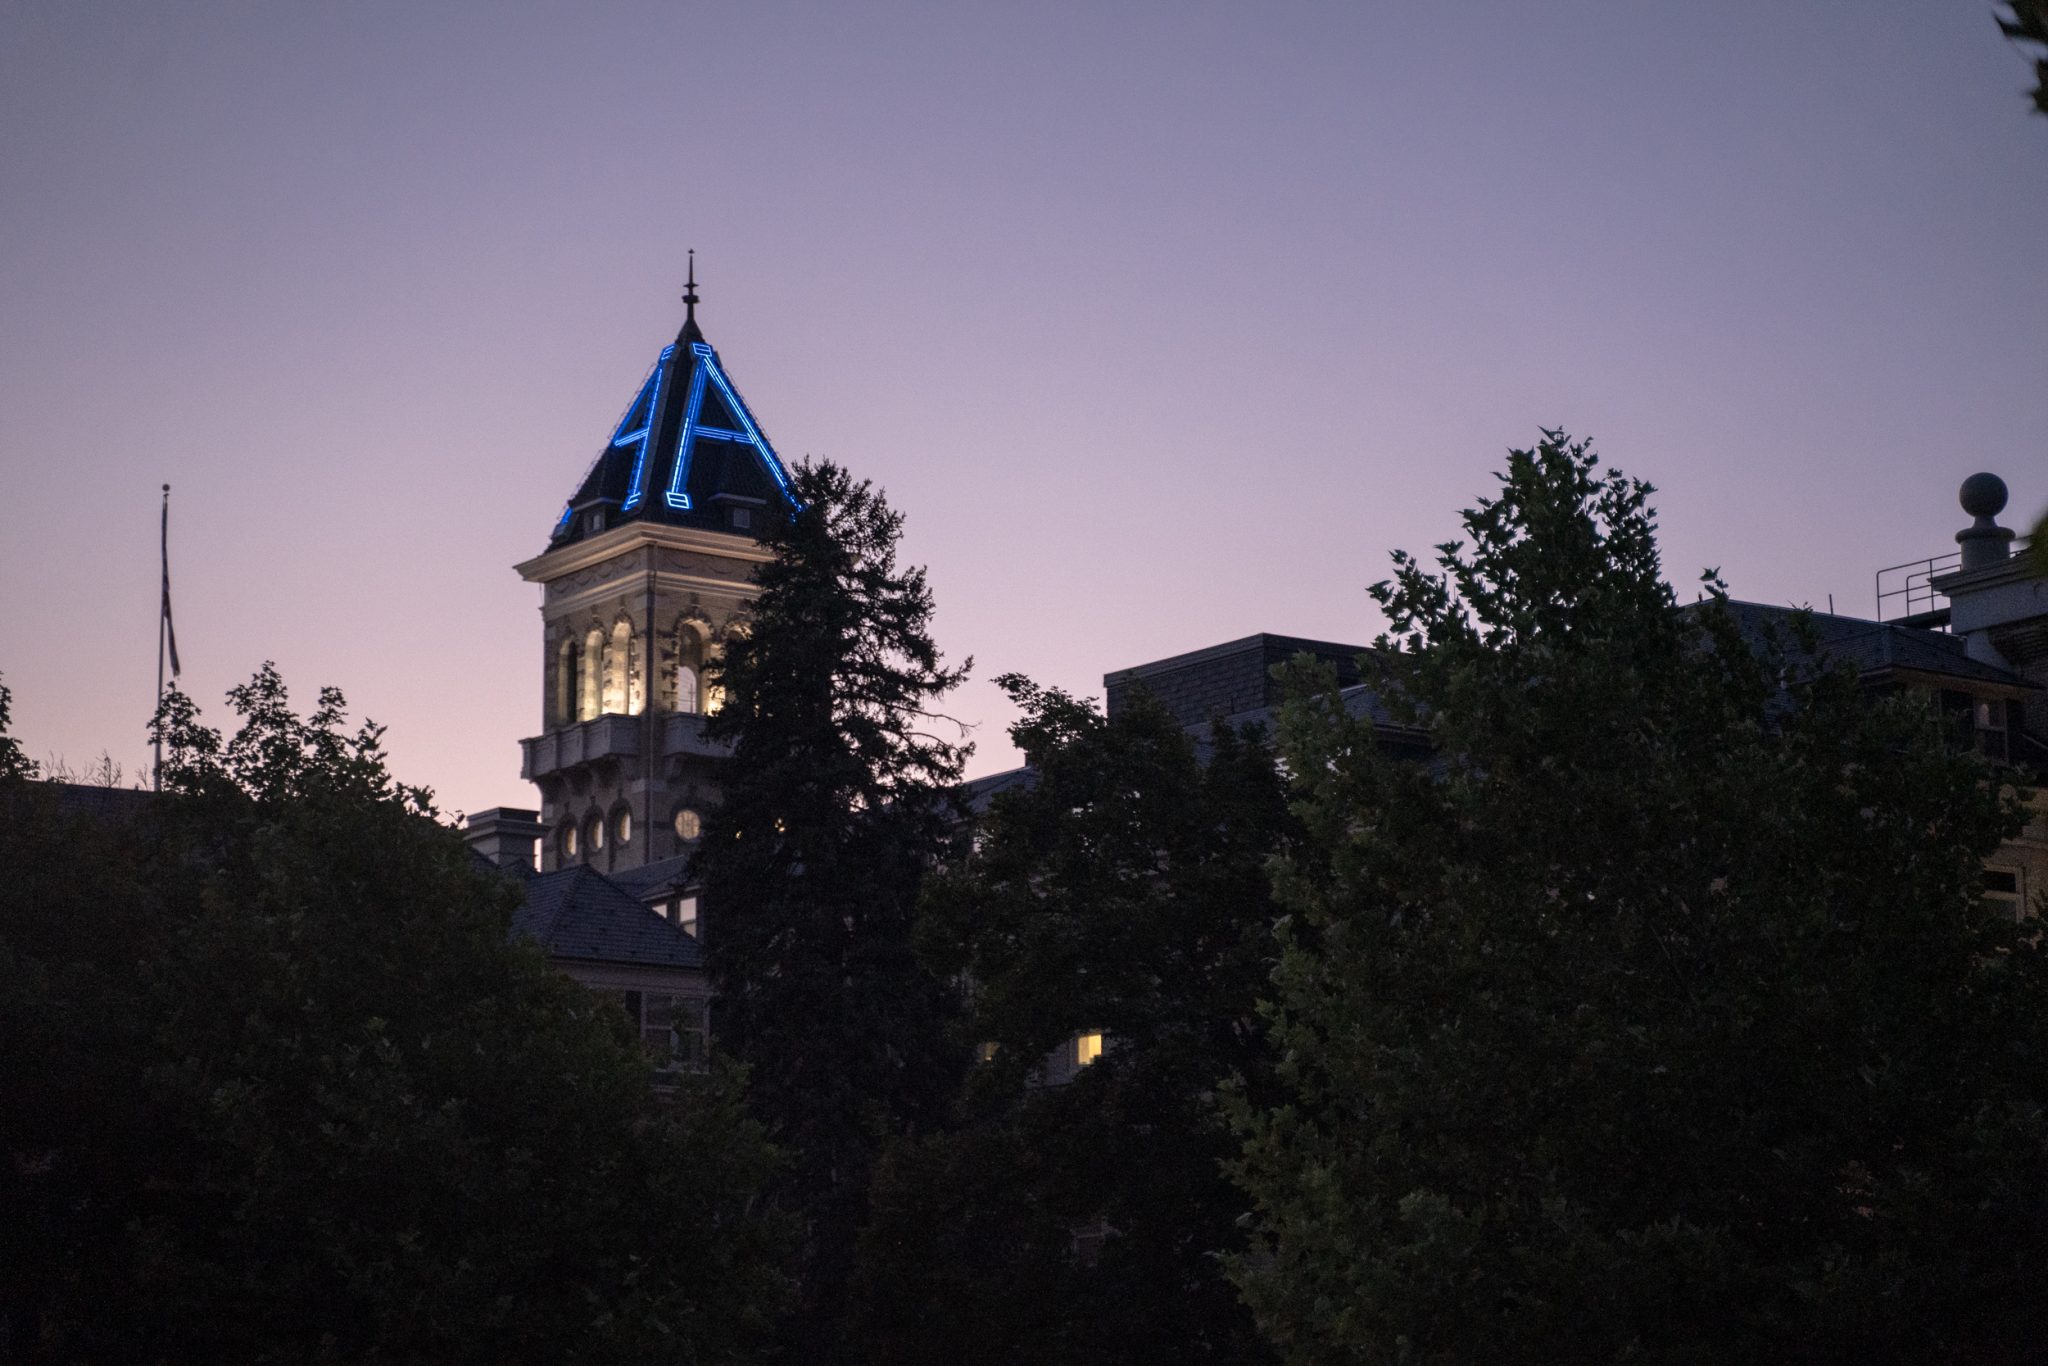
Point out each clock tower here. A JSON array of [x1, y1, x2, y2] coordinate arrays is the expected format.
[[515, 265, 799, 873]]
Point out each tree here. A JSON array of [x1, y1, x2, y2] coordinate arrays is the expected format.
[[0, 665, 791, 1364], [692, 460, 970, 1360], [853, 678, 1295, 1365], [1998, 0, 2048, 117], [1230, 433, 2048, 1364], [0, 674, 34, 782]]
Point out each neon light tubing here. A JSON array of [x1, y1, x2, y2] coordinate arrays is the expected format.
[[662, 342, 797, 510]]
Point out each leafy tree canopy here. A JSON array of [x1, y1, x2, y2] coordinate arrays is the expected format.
[[1, 665, 790, 1364], [1231, 433, 2048, 1365], [1999, 0, 2048, 116], [694, 460, 968, 1360], [855, 677, 1295, 1364]]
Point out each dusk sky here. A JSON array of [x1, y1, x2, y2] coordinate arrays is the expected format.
[[3, 2, 2043, 815]]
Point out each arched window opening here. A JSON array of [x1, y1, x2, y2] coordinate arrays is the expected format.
[[676, 625, 706, 714], [562, 822, 579, 861], [578, 628, 603, 721], [703, 646, 727, 715], [614, 807, 633, 846], [704, 625, 744, 715], [627, 630, 645, 715], [555, 638, 576, 726], [587, 813, 605, 856], [602, 620, 634, 716]]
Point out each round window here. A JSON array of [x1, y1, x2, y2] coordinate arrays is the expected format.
[[674, 807, 702, 841], [614, 808, 632, 845]]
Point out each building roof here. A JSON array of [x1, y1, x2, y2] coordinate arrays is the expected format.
[[606, 853, 695, 899], [1723, 600, 2033, 691], [960, 765, 1038, 815], [546, 286, 799, 550], [45, 781, 158, 824], [510, 864, 704, 970]]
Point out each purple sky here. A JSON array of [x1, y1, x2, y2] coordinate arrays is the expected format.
[[3, 2, 2044, 813]]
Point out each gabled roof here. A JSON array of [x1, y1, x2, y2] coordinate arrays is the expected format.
[[546, 287, 799, 550], [511, 864, 704, 970]]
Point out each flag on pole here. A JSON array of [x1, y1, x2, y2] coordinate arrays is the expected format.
[[160, 484, 181, 678]]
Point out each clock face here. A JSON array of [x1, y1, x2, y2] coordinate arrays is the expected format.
[[674, 807, 702, 841]]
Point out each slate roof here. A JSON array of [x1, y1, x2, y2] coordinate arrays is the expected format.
[[960, 765, 1038, 815], [547, 296, 799, 550], [510, 864, 704, 970], [607, 853, 695, 900], [1723, 601, 2032, 690]]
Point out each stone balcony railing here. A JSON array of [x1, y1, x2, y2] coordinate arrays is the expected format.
[[521, 711, 734, 780], [521, 713, 639, 780]]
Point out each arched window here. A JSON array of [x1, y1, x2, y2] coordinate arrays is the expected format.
[[602, 620, 635, 716], [578, 628, 603, 721], [587, 812, 605, 855], [562, 822, 579, 861], [627, 630, 644, 715], [555, 638, 576, 726], [676, 625, 706, 714], [704, 624, 745, 715], [614, 807, 633, 846]]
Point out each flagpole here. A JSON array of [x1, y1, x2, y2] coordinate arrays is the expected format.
[[155, 483, 168, 792]]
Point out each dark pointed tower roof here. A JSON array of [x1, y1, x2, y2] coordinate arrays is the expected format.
[[547, 262, 798, 548]]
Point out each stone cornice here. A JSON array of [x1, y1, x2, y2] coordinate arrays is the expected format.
[[515, 522, 773, 584]]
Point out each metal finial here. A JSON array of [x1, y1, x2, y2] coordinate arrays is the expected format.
[[682, 249, 699, 325]]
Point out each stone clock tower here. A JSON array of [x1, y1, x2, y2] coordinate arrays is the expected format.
[[516, 267, 799, 873]]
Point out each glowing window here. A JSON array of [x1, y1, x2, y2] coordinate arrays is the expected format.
[[588, 814, 605, 853], [676, 893, 699, 938], [614, 809, 632, 846], [1984, 867, 2026, 922], [602, 621, 636, 716], [674, 807, 702, 841], [676, 626, 706, 713], [579, 628, 603, 721], [563, 823, 578, 858], [1076, 1031, 1104, 1067]]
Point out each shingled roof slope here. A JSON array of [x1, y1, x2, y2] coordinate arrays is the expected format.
[[511, 865, 704, 970]]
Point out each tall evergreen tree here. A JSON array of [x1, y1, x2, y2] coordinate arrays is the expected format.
[[1230, 434, 2048, 1364], [694, 459, 970, 1359], [854, 678, 1294, 1365]]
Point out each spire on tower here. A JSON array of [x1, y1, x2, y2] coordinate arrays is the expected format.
[[680, 250, 702, 342]]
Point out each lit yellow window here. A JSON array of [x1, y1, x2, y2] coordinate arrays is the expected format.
[[1076, 1031, 1104, 1066]]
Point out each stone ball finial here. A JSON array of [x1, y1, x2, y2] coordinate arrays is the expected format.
[[1960, 472, 2008, 519]]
